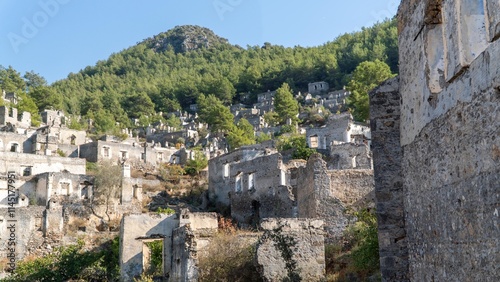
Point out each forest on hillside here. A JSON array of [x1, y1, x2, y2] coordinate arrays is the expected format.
[[0, 19, 397, 133]]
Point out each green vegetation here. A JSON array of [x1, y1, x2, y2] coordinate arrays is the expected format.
[[4, 237, 120, 282], [227, 118, 256, 149], [198, 230, 262, 282], [347, 59, 396, 122], [156, 207, 176, 215], [325, 209, 380, 281], [144, 240, 163, 276], [274, 83, 299, 125], [277, 135, 316, 160], [184, 149, 208, 176]]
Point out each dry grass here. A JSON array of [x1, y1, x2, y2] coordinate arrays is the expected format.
[[197, 228, 262, 282]]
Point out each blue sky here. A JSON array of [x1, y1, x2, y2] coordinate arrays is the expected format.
[[0, 0, 399, 84]]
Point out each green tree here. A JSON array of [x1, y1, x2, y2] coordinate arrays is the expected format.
[[0, 65, 26, 92], [274, 83, 299, 125], [165, 114, 182, 130], [122, 91, 155, 119], [278, 135, 316, 160], [227, 118, 255, 150], [23, 70, 47, 89], [185, 149, 208, 176], [197, 94, 234, 133], [28, 86, 63, 111], [16, 92, 41, 126], [346, 60, 395, 122], [92, 161, 123, 222]]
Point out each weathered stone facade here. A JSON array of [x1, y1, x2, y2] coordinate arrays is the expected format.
[[256, 218, 325, 282], [208, 144, 278, 207], [369, 1, 500, 281], [306, 113, 370, 153], [369, 77, 408, 281], [296, 154, 374, 242], [119, 211, 218, 281]]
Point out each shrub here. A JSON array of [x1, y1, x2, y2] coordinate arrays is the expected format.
[[5, 237, 120, 281], [156, 207, 175, 215], [198, 231, 261, 282]]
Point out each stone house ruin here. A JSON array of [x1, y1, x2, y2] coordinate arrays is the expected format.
[[209, 141, 374, 241], [306, 112, 371, 153], [119, 210, 218, 281], [369, 1, 500, 281], [0, 106, 31, 131], [308, 81, 330, 95], [79, 139, 188, 168]]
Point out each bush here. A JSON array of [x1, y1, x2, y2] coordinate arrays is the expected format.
[[349, 210, 379, 272], [5, 237, 120, 281], [198, 231, 261, 282]]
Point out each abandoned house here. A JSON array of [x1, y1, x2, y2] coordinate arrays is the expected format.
[[308, 81, 330, 95], [306, 112, 371, 153]]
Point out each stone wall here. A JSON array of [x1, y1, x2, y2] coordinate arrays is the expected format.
[[296, 154, 374, 242], [230, 185, 295, 227], [171, 211, 218, 281], [208, 144, 277, 206], [369, 77, 409, 281], [329, 143, 372, 170], [0, 151, 86, 176], [256, 218, 325, 281], [119, 214, 179, 281], [373, 1, 500, 280], [328, 169, 374, 206], [0, 132, 32, 153]]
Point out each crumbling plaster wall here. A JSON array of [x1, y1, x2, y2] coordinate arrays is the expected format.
[[392, 1, 500, 280], [329, 143, 372, 170], [256, 218, 325, 282], [0, 152, 86, 175], [119, 214, 179, 281]]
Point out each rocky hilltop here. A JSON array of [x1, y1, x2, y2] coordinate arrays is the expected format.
[[143, 25, 231, 53]]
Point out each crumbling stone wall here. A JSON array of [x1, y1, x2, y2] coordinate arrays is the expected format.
[[208, 144, 277, 207], [329, 143, 372, 170], [0, 152, 86, 175], [369, 77, 409, 281], [230, 185, 295, 226], [256, 218, 325, 282], [171, 212, 218, 281], [373, 1, 500, 280], [296, 154, 374, 241], [120, 214, 178, 281]]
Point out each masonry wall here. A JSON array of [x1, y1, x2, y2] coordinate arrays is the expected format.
[[208, 145, 275, 206], [369, 77, 409, 281], [329, 143, 372, 170], [119, 214, 178, 281], [230, 185, 295, 226], [296, 154, 373, 241], [0, 207, 45, 260], [256, 218, 325, 281], [0, 151, 86, 175], [396, 1, 500, 280], [0, 132, 32, 153]]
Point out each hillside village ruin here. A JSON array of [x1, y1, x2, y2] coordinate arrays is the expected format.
[[1, 0, 499, 281], [0, 77, 373, 281]]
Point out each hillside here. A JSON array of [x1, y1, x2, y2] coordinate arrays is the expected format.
[[3, 20, 398, 133]]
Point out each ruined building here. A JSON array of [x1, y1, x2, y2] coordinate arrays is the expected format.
[[370, 1, 500, 281], [208, 141, 374, 242]]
